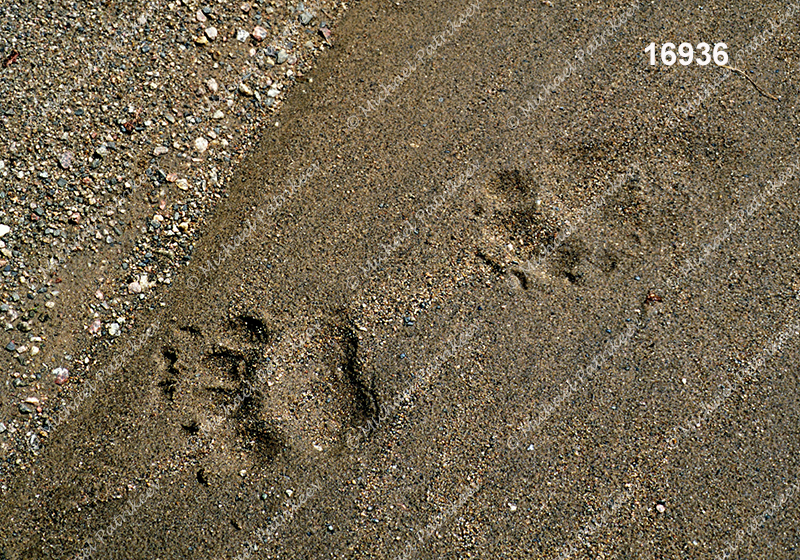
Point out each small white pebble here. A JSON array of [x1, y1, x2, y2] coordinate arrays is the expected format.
[[194, 137, 209, 153]]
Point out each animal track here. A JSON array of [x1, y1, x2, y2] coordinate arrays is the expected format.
[[477, 168, 622, 289], [155, 307, 380, 480]]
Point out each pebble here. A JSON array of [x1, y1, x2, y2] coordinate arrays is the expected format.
[[196, 8, 207, 22], [108, 322, 121, 337], [207, 77, 219, 93], [30, 346, 39, 356], [0, 422, 6, 433], [0, 224, 10, 237], [5, 341, 15, 352], [205, 26, 218, 40], [238, 83, 254, 96], [195, 137, 209, 153], [236, 29, 251, 42], [89, 319, 102, 334], [176, 179, 190, 191], [212, 110, 225, 119], [153, 146, 169, 156], [59, 152, 73, 169], [252, 26, 268, 41], [656, 503, 666, 513], [276, 49, 288, 64], [18, 403, 33, 414], [300, 12, 314, 25], [128, 280, 143, 294], [53, 367, 69, 385]]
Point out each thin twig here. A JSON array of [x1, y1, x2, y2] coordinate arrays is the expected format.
[[720, 64, 779, 101]]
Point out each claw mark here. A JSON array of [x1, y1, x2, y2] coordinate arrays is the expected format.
[[179, 325, 202, 336], [158, 348, 180, 401], [476, 249, 505, 276], [233, 314, 273, 343], [181, 420, 200, 435]]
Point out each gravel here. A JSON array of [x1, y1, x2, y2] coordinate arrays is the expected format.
[[0, 0, 345, 480]]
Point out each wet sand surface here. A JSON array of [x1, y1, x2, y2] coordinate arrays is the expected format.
[[2, 0, 800, 558]]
